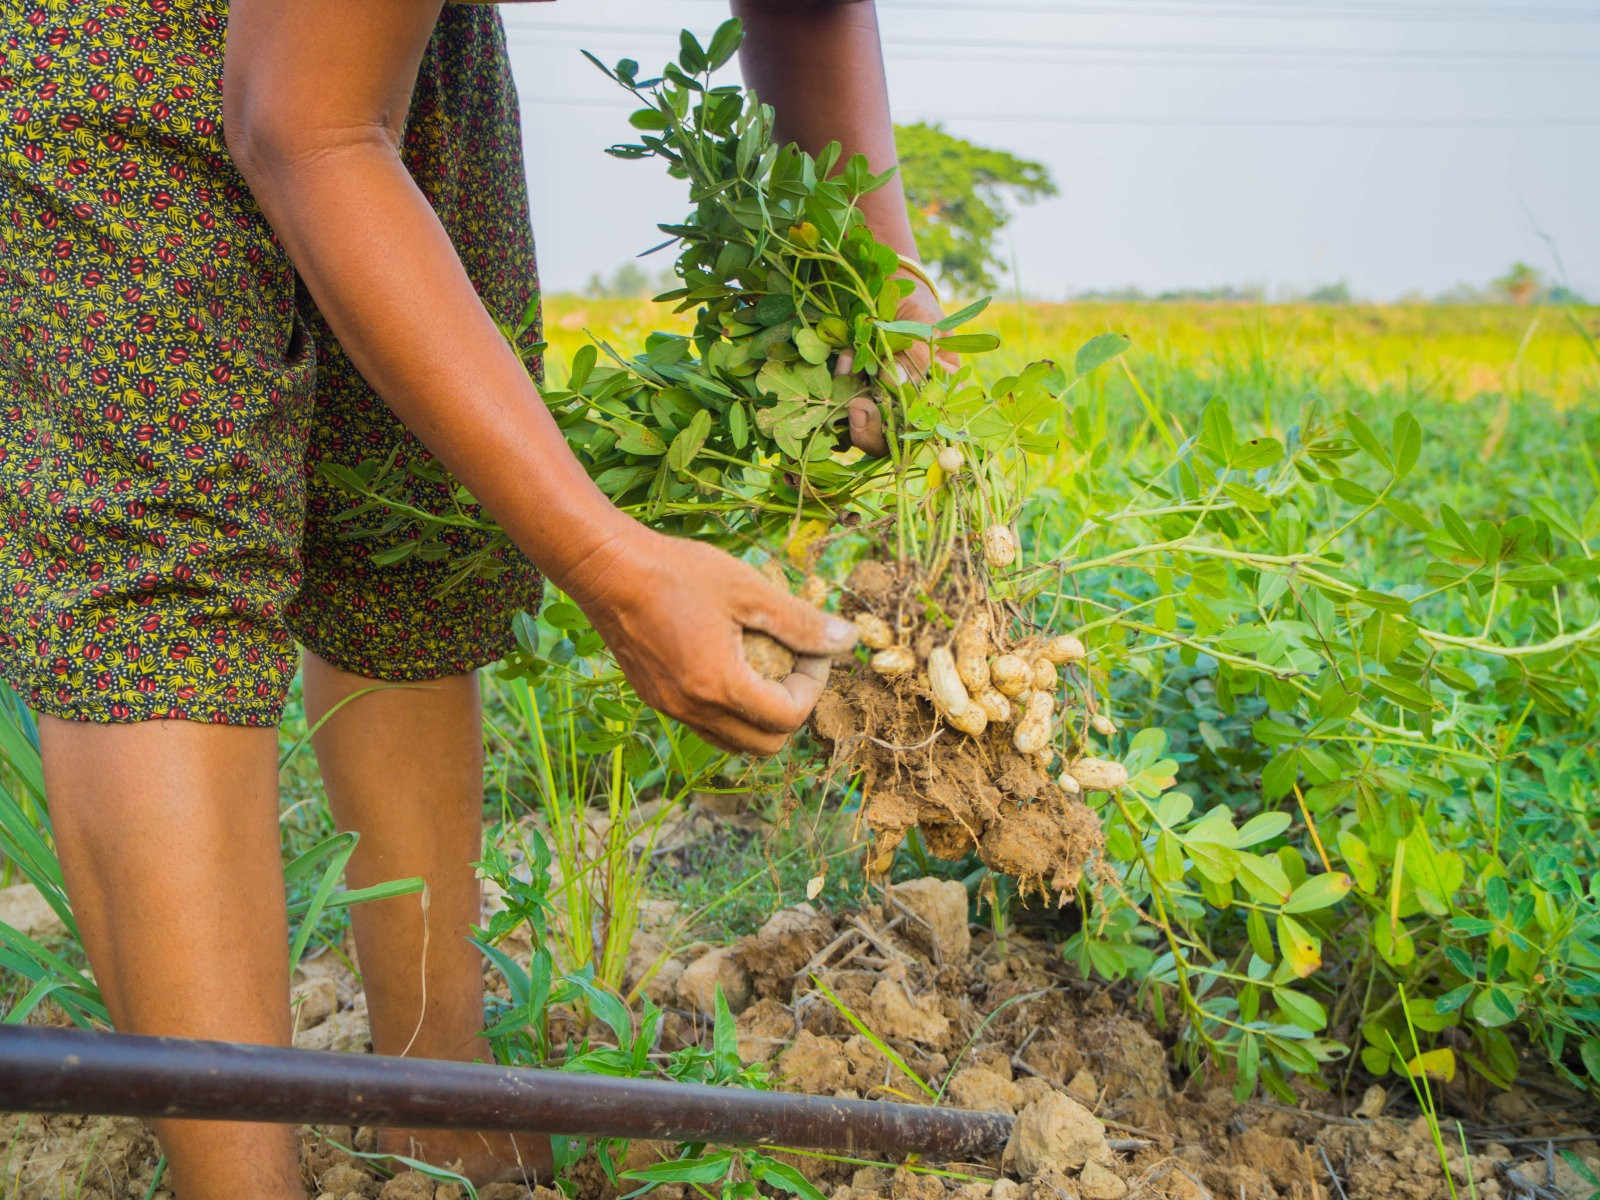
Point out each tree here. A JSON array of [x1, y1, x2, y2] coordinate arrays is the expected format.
[[582, 260, 674, 299], [893, 122, 1057, 294], [1491, 261, 1543, 305]]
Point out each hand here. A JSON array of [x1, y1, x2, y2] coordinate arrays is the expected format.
[[561, 526, 859, 754], [840, 278, 961, 456]]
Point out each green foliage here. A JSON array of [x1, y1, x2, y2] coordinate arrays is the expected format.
[[0, 691, 103, 1027], [1038, 355, 1600, 1098], [894, 121, 1057, 294], [329, 19, 1600, 1106], [474, 830, 823, 1199]]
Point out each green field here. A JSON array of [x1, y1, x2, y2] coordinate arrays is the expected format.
[[538, 293, 1600, 1096], [4, 297, 1600, 1197]]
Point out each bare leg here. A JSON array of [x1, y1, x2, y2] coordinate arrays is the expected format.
[[300, 650, 552, 1184], [40, 718, 303, 1200]]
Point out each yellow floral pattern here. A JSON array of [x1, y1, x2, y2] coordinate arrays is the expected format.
[[0, 1, 544, 725]]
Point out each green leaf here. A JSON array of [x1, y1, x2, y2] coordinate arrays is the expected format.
[[678, 29, 708, 73], [1283, 872, 1353, 914], [1274, 987, 1328, 1031], [752, 1157, 829, 1200], [1330, 477, 1378, 507], [876, 318, 937, 338], [1236, 812, 1292, 848], [1231, 437, 1284, 470], [568, 343, 598, 391], [1392, 411, 1422, 478], [1344, 411, 1392, 470], [794, 327, 830, 365], [1199, 399, 1236, 461], [713, 985, 741, 1078], [667, 409, 713, 472], [623, 1151, 735, 1185], [935, 297, 991, 331], [729, 401, 749, 450], [1469, 987, 1519, 1028], [1248, 908, 1276, 963], [756, 360, 810, 404], [616, 424, 667, 456], [706, 17, 744, 71], [1337, 832, 1377, 894], [1484, 875, 1510, 921], [1236, 852, 1293, 905], [1074, 332, 1131, 377], [936, 332, 1001, 354], [1580, 1038, 1600, 1082], [628, 107, 670, 131]]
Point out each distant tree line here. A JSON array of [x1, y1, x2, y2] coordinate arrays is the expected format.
[[1073, 264, 1589, 306], [575, 123, 1588, 309]]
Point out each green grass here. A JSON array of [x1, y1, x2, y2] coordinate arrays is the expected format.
[[4, 295, 1598, 1111]]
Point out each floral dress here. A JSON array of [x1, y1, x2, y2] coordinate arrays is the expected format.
[[0, 0, 544, 725]]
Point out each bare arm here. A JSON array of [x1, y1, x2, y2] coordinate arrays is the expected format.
[[732, 1, 919, 266], [733, 1, 946, 452], [223, 0, 855, 752]]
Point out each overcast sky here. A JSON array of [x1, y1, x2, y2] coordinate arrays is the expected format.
[[497, 0, 1598, 301]]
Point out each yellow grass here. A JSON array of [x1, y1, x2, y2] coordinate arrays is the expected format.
[[541, 296, 1600, 408]]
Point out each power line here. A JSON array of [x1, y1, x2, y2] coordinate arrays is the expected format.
[[514, 95, 1600, 127], [681, 0, 1600, 21], [505, 27, 1600, 67]]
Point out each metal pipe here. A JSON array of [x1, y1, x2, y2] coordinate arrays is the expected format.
[[0, 1026, 1012, 1159]]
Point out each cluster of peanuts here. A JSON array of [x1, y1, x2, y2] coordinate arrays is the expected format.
[[852, 609, 1131, 796]]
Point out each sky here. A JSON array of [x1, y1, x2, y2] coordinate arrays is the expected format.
[[496, 0, 1598, 302]]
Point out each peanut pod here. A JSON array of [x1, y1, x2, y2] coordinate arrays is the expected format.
[[982, 524, 1018, 568], [855, 612, 894, 651], [928, 645, 988, 736], [871, 645, 917, 676], [1038, 634, 1087, 665], [1013, 690, 1055, 755], [1066, 757, 1129, 792], [990, 654, 1031, 698], [976, 689, 1013, 724], [954, 612, 992, 694]]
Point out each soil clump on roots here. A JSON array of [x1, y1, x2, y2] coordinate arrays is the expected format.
[[809, 560, 1103, 903]]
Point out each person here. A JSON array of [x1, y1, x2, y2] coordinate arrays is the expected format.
[[0, 0, 945, 1195]]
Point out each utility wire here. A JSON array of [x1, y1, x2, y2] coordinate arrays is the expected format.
[[514, 94, 1600, 127], [504, 27, 1600, 66], [679, 0, 1600, 21]]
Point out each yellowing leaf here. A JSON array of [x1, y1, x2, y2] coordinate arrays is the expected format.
[[805, 874, 825, 900], [1403, 1047, 1457, 1083], [1277, 913, 1321, 978], [784, 518, 831, 567]]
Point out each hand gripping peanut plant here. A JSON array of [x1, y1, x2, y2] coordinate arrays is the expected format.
[[559, 23, 1146, 902], [330, 20, 1126, 902]]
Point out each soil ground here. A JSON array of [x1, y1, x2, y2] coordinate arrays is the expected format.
[[4, 878, 1599, 1200]]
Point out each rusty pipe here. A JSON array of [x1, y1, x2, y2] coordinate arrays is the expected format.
[[0, 1026, 1012, 1160]]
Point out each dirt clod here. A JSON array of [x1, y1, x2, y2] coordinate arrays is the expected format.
[[888, 876, 971, 965], [867, 975, 950, 1044], [377, 1172, 436, 1200], [947, 1066, 1022, 1114], [1004, 1091, 1112, 1177], [676, 946, 750, 1015], [735, 903, 834, 999], [1077, 1159, 1128, 1199], [292, 976, 338, 1032], [0, 882, 66, 940]]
